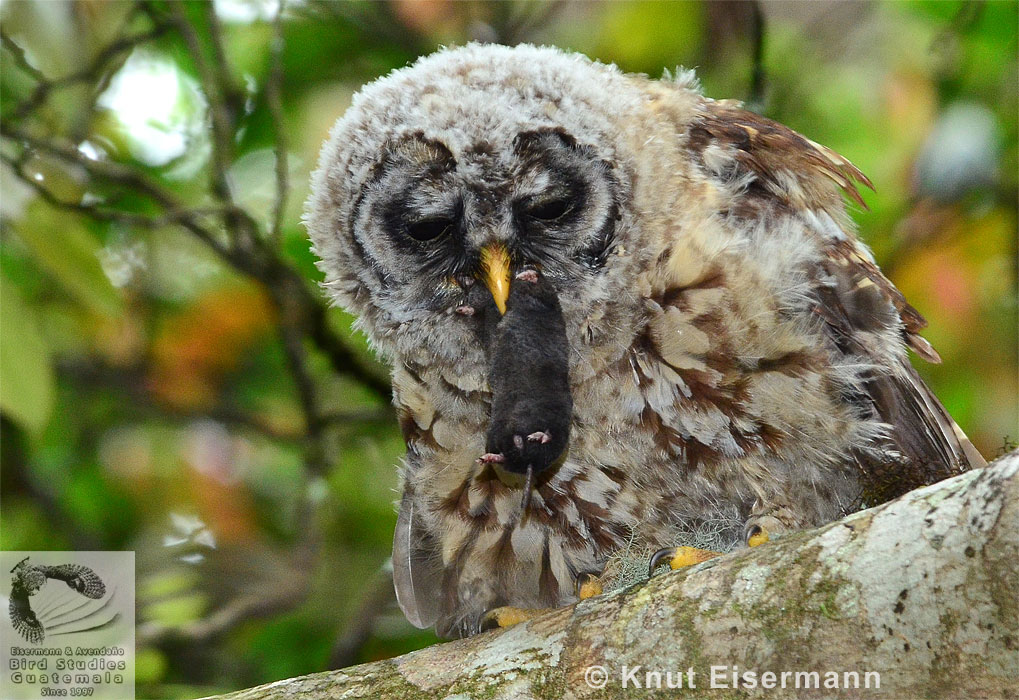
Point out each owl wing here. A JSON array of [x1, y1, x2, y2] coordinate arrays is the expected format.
[[9, 584, 44, 644], [37, 564, 106, 599], [813, 236, 987, 494], [393, 486, 443, 630], [683, 101, 984, 499]]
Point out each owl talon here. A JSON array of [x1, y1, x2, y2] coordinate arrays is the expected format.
[[478, 606, 544, 632], [527, 431, 552, 444], [747, 525, 770, 547], [648, 546, 722, 577], [576, 572, 603, 601], [743, 509, 786, 547]]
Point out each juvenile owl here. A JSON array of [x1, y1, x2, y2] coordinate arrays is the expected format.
[[305, 43, 985, 638]]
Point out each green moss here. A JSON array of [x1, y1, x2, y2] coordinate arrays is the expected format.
[[699, 603, 723, 619], [722, 536, 858, 665], [816, 579, 843, 620], [529, 667, 567, 700], [922, 610, 963, 698]]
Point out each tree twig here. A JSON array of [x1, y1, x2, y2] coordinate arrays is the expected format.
[[7, 17, 171, 121], [267, 0, 289, 247], [0, 28, 47, 82], [747, 0, 767, 112], [2, 121, 392, 400], [328, 566, 398, 670], [1, 152, 228, 233], [165, 1, 236, 205]]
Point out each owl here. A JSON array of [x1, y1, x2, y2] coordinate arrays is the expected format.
[[304, 44, 985, 638], [8, 557, 106, 644]]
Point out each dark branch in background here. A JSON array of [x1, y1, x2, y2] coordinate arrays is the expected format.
[[299, 0, 425, 54], [267, 0, 289, 246], [203, 2, 246, 121], [158, 1, 262, 258], [273, 280, 329, 476], [495, 0, 565, 46], [930, 0, 986, 56], [0, 28, 47, 82], [0, 129, 387, 398], [1, 151, 235, 235], [747, 0, 767, 112], [328, 566, 398, 669], [139, 580, 311, 646], [0, 415, 103, 552], [1, 2, 393, 652], [0, 124, 238, 264], [4, 9, 171, 122], [164, 2, 236, 202], [59, 358, 391, 444], [305, 296, 393, 400]]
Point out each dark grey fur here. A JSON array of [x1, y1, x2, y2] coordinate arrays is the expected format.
[[481, 272, 572, 476]]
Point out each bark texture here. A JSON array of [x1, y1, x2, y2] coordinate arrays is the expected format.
[[205, 450, 1019, 699]]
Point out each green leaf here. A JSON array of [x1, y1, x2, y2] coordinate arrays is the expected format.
[[134, 648, 167, 685], [144, 592, 208, 625], [12, 203, 123, 317], [0, 273, 55, 433]]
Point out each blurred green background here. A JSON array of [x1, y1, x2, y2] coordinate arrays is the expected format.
[[1, 1, 1015, 697]]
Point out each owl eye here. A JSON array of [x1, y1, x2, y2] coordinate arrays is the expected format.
[[525, 197, 574, 222], [406, 216, 454, 241]]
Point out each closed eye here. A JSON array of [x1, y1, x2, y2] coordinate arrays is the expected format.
[[525, 197, 574, 222], [406, 216, 454, 242]]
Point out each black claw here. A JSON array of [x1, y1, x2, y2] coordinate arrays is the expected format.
[[575, 571, 600, 597], [648, 547, 675, 577], [478, 609, 501, 633], [519, 465, 535, 514]]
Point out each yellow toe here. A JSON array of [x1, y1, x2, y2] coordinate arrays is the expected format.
[[576, 573, 603, 601], [747, 526, 770, 548], [649, 546, 722, 576], [479, 606, 544, 631]]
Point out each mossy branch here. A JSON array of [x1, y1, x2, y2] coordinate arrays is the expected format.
[[203, 449, 1019, 699]]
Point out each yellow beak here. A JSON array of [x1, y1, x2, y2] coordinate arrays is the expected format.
[[479, 244, 511, 315]]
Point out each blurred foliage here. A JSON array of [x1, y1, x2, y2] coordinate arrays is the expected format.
[[0, 1, 1015, 698]]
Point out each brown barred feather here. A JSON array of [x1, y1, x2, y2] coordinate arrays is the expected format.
[[688, 103, 874, 210]]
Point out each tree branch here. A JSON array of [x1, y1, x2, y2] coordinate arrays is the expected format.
[[266, 0, 289, 247], [0, 124, 390, 400], [747, 0, 767, 112], [165, 1, 237, 205], [202, 449, 1019, 699], [5, 13, 170, 121], [3, 1, 392, 655]]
